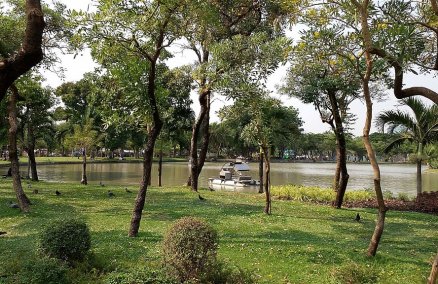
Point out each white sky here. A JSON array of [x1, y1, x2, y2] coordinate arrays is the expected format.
[[41, 0, 437, 137]]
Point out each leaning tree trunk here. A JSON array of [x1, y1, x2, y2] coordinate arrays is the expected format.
[[189, 90, 210, 191], [8, 85, 31, 212], [428, 252, 438, 284], [197, 102, 210, 180], [129, 55, 163, 237], [81, 148, 87, 185], [262, 146, 271, 215], [0, 0, 45, 103]]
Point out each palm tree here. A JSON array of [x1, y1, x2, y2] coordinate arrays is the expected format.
[[377, 98, 438, 196]]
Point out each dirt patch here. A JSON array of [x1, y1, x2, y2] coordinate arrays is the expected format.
[[343, 192, 438, 214]]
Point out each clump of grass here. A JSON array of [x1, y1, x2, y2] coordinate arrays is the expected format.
[[331, 262, 380, 284]]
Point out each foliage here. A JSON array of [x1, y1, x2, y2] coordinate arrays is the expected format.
[[39, 218, 91, 264], [105, 268, 177, 284], [271, 184, 374, 203], [200, 260, 256, 284], [12, 257, 69, 284], [332, 262, 380, 284], [162, 217, 218, 282]]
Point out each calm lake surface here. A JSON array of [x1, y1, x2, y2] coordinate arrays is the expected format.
[[34, 162, 438, 196]]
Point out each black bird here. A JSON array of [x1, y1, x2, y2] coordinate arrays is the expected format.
[[198, 194, 206, 201], [355, 213, 361, 222], [55, 190, 61, 196], [108, 190, 115, 198], [33, 189, 39, 194], [27, 183, 32, 189], [125, 187, 132, 193], [99, 181, 105, 187], [0, 231, 6, 236], [8, 201, 19, 208]]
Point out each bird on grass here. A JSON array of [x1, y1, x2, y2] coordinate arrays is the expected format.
[[108, 190, 115, 198], [33, 189, 38, 194], [0, 232, 6, 236], [198, 194, 206, 201], [355, 213, 361, 222], [27, 183, 32, 189], [55, 190, 61, 196], [99, 181, 105, 187], [8, 201, 19, 209], [125, 187, 132, 193]]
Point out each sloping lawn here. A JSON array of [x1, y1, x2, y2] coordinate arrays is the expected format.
[[0, 179, 436, 283]]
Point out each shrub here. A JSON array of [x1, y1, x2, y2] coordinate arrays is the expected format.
[[163, 217, 218, 282], [39, 218, 91, 264], [105, 268, 177, 284], [332, 262, 379, 284], [14, 257, 68, 284], [201, 260, 256, 284]]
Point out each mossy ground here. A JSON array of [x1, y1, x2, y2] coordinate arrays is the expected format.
[[0, 179, 437, 283]]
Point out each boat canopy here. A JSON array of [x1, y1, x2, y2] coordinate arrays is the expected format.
[[234, 162, 250, 171]]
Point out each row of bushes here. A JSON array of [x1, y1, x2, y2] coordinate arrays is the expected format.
[[270, 184, 413, 203], [5, 217, 254, 284]]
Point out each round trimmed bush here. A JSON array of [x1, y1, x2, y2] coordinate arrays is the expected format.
[[162, 217, 218, 282], [39, 218, 91, 264]]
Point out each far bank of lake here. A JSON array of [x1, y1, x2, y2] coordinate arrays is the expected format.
[[24, 162, 438, 196]]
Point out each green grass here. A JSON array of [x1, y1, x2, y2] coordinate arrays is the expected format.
[[0, 179, 437, 283]]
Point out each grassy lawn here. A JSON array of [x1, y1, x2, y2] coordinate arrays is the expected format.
[[0, 179, 437, 283]]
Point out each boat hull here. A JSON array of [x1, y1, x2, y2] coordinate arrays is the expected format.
[[208, 178, 259, 187]]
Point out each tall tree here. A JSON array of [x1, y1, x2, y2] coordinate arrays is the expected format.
[[349, 0, 388, 257], [64, 120, 99, 185], [72, 0, 188, 237], [282, 20, 361, 207], [183, 0, 293, 191], [377, 98, 438, 195], [17, 75, 55, 181], [219, 96, 302, 214]]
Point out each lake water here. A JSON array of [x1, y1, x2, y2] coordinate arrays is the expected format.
[[33, 162, 438, 196]]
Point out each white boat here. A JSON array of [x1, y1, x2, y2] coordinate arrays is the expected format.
[[208, 159, 259, 187]]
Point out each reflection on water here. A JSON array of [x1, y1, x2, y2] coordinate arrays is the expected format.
[[35, 162, 437, 195]]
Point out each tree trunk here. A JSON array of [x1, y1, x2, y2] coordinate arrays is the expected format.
[[328, 90, 349, 208], [8, 85, 31, 212], [428, 252, 438, 284], [0, 0, 45, 102], [81, 148, 87, 185], [28, 138, 38, 181], [352, 0, 387, 257], [189, 90, 210, 191], [262, 146, 271, 214], [416, 159, 422, 196], [197, 104, 210, 179], [158, 149, 163, 187], [259, 149, 264, 193], [129, 51, 163, 237]]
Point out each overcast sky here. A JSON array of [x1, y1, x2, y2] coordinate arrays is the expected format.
[[42, 0, 437, 136]]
